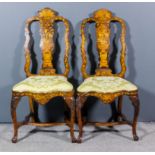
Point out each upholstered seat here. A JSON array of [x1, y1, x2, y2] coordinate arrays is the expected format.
[[13, 75, 73, 93], [77, 76, 137, 93]]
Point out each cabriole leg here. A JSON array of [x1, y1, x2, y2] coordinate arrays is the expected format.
[[129, 94, 140, 141], [11, 94, 21, 143], [76, 96, 86, 143], [64, 97, 76, 143]]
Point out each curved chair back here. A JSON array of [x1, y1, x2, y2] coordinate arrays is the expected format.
[[24, 8, 70, 77], [81, 9, 127, 78]]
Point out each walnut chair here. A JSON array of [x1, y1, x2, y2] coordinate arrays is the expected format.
[[11, 8, 76, 143], [76, 9, 140, 143]]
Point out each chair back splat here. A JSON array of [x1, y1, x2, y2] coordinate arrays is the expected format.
[[24, 8, 70, 77], [81, 9, 127, 78]]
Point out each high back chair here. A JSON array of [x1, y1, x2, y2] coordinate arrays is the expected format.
[[76, 9, 140, 143], [11, 8, 76, 143]]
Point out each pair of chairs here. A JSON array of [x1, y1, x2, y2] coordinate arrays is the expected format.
[[11, 8, 140, 143]]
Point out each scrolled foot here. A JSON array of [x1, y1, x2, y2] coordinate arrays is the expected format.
[[133, 135, 139, 141], [76, 137, 82, 143], [71, 137, 77, 143], [12, 136, 17, 143]]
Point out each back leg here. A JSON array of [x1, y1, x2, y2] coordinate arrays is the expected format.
[[28, 97, 35, 122], [117, 96, 123, 121]]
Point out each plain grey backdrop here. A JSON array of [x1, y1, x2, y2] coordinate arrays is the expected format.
[[0, 2, 155, 122]]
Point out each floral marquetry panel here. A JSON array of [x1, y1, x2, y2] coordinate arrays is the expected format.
[[80, 9, 127, 78], [24, 8, 71, 77]]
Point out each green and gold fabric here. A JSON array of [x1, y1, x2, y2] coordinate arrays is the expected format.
[[13, 76, 73, 93], [77, 76, 137, 93]]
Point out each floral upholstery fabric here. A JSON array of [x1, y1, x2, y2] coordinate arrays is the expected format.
[[77, 76, 138, 93], [13, 76, 73, 93]]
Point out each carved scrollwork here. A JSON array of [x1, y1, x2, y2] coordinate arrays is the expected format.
[[78, 90, 138, 104], [13, 91, 74, 105]]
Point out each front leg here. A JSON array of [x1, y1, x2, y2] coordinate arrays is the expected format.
[[129, 94, 140, 141], [11, 93, 21, 143], [76, 95, 87, 143], [64, 96, 76, 143]]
